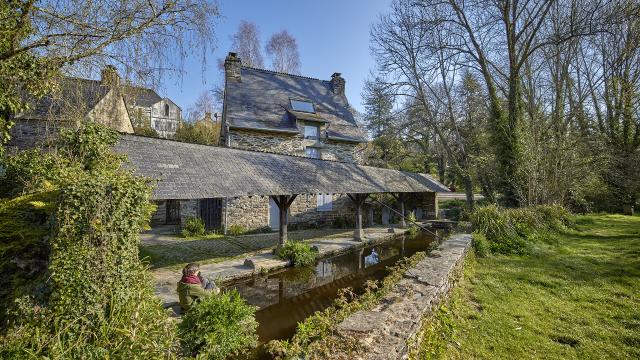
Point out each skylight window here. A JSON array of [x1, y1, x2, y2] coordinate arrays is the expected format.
[[290, 99, 315, 113]]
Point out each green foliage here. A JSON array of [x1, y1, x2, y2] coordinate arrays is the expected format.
[[182, 216, 206, 237], [227, 223, 247, 236], [178, 289, 258, 360], [411, 304, 455, 360], [469, 204, 573, 255], [472, 232, 489, 257], [134, 124, 160, 137], [0, 123, 176, 358], [0, 192, 57, 322], [0, 1, 58, 156], [277, 241, 318, 267], [173, 120, 220, 145], [333, 216, 353, 228], [268, 252, 427, 359]]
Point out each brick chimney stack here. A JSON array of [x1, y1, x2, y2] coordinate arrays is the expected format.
[[101, 65, 120, 87], [330, 72, 345, 96], [224, 52, 242, 82]]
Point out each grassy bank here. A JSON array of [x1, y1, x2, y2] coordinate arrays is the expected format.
[[416, 215, 640, 359]]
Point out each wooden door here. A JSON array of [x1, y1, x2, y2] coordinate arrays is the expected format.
[[199, 198, 222, 230]]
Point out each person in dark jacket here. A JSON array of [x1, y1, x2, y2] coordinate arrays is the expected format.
[[177, 263, 219, 311]]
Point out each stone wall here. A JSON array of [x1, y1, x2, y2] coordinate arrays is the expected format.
[[336, 234, 472, 359], [226, 128, 363, 164], [223, 196, 269, 231]]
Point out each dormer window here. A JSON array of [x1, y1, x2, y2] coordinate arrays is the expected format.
[[291, 99, 315, 113], [304, 125, 319, 139]]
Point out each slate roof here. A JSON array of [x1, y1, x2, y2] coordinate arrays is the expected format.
[[115, 135, 449, 200], [122, 86, 163, 108], [15, 77, 110, 120], [15, 77, 168, 120], [224, 67, 367, 142]]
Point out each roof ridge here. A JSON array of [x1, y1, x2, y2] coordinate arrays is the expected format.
[[241, 66, 329, 83], [120, 133, 355, 164]]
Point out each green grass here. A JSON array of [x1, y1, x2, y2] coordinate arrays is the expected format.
[[416, 214, 640, 359]]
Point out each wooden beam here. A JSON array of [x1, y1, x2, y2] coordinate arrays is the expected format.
[[270, 194, 298, 248], [397, 193, 406, 228]]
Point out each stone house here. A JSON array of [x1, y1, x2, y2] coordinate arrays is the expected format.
[[130, 53, 444, 234], [8, 66, 182, 151], [9, 67, 134, 151], [125, 86, 182, 138]]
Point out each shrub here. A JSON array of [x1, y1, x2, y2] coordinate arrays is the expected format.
[[277, 241, 318, 267], [178, 289, 258, 360], [472, 232, 489, 257], [134, 125, 159, 137], [182, 216, 206, 237], [227, 224, 247, 236], [0, 123, 176, 358], [469, 204, 573, 256]]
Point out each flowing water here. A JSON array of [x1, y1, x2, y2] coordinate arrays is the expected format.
[[224, 230, 441, 345]]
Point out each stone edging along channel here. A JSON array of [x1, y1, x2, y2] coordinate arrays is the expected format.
[[336, 233, 472, 360]]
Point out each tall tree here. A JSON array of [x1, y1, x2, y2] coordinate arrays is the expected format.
[[231, 20, 263, 68], [0, 0, 220, 155], [186, 91, 218, 122], [265, 30, 301, 74]]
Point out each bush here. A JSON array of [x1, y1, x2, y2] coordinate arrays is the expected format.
[[178, 289, 258, 360], [227, 224, 247, 236], [472, 232, 489, 257], [0, 123, 176, 358], [134, 125, 159, 137], [469, 204, 573, 256], [277, 241, 318, 267], [182, 216, 206, 237]]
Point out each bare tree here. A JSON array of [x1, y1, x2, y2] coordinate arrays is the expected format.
[[1, 0, 220, 153], [231, 20, 264, 68], [265, 30, 301, 74], [186, 91, 218, 122]]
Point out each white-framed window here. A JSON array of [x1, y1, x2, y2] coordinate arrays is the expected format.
[[304, 125, 319, 139], [317, 193, 333, 211], [305, 147, 320, 158]]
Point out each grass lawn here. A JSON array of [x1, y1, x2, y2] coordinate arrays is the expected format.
[[417, 215, 640, 359]]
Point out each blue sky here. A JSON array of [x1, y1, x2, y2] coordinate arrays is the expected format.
[[164, 0, 392, 113]]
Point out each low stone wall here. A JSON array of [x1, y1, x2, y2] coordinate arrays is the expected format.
[[336, 233, 472, 359]]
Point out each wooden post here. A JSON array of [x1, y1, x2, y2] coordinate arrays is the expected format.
[[270, 194, 298, 248], [348, 193, 368, 241]]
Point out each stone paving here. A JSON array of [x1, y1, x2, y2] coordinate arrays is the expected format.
[[148, 226, 408, 306]]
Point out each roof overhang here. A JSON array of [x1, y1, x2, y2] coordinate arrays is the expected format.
[[229, 123, 300, 134], [115, 135, 450, 200]]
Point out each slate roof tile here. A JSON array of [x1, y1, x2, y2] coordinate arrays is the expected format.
[[115, 135, 450, 200]]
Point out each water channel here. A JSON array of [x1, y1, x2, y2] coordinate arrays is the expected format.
[[223, 230, 443, 345]]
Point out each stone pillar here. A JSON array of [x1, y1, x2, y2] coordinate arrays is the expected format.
[[398, 193, 406, 228], [348, 193, 368, 241]]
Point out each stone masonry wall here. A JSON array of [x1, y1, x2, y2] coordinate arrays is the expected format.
[[336, 234, 472, 359], [223, 196, 270, 231], [227, 128, 363, 164]]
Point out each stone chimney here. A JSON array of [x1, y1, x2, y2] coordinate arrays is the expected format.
[[224, 52, 242, 82], [101, 65, 120, 87], [330, 72, 345, 96]]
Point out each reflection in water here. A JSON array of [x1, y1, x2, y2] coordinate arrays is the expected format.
[[224, 230, 439, 344]]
